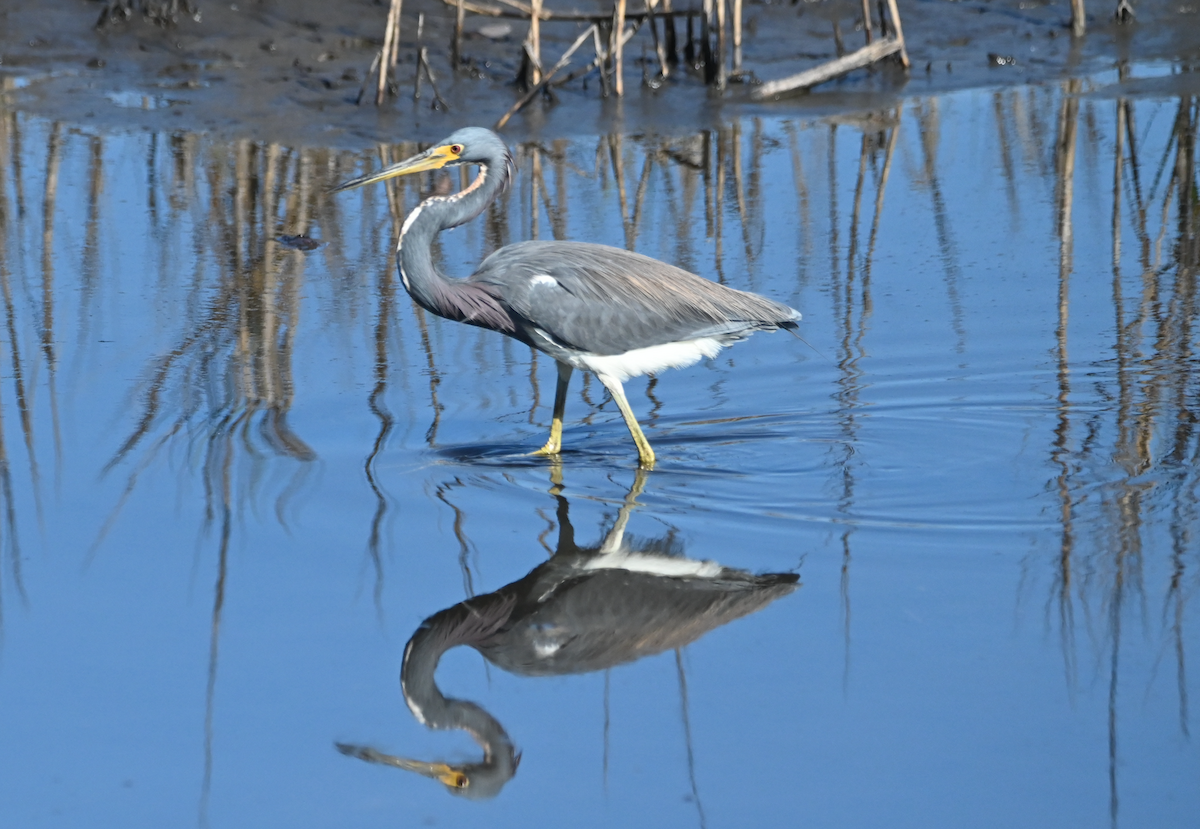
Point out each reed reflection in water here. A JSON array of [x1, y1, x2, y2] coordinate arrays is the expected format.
[[0, 70, 1197, 828]]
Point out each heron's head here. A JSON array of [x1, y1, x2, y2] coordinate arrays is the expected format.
[[335, 742, 518, 800], [331, 127, 513, 193]]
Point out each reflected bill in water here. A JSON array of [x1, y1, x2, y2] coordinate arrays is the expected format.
[[337, 470, 799, 799]]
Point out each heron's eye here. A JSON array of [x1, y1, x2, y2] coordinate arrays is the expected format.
[[450, 144, 464, 155], [454, 774, 468, 788]]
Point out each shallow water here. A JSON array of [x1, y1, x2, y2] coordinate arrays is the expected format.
[[0, 69, 1198, 828]]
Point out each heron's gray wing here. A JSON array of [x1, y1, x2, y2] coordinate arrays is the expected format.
[[478, 568, 799, 677], [471, 241, 799, 356]]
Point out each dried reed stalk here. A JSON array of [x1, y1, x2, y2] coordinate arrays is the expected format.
[[733, 0, 742, 70], [1070, 0, 1085, 35], [883, 0, 909, 67], [454, 0, 465, 64], [527, 0, 543, 83], [751, 35, 901, 99], [614, 0, 627, 96], [715, 0, 726, 88], [376, 0, 402, 105], [496, 24, 598, 128]]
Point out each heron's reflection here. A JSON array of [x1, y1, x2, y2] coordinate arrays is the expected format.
[[337, 471, 799, 798]]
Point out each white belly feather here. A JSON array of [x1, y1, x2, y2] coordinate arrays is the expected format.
[[573, 337, 725, 382], [581, 550, 724, 578]]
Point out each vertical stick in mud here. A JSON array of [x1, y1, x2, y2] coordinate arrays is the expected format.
[[454, 0, 465, 65], [684, 8, 695, 66], [860, 0, 873, 43], [732, 0, 742, 71], [614, 0, 627, 95], [648, 0, 670, 78], [595, 23, 611, 97], [376, 0, 401, 105], [716, 0, 727, 89], [883, 0, 910, 68], [528, 0, 543, 84], [414, 13, 425, 100], [663, 0, 678, 65], [389, 0, 403, 70]]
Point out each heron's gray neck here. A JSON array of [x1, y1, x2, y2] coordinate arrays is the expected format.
[[400, 618, 516, 769], [397, 163, 500, 312]]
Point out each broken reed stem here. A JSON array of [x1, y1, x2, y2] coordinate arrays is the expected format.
[[662, 0, 677, 64], [861, 0, 873, 43], [715, 0, 726, 88], [883, 0, 910, 67], [594, 23, 611, 95], [556, 18, 641, 86], [496, 23, 598, 128], [647, 0, 669, 78], [437, 0, 697, 22], [413, 13, 425, 100], [376, 0, 402, 105], [454, 0, 465, 64], [420, 47, 449, 108], [492, 0, 551, 18], [528, 0, 543, 83], [614, 0, 627, 96], [356, 51, 382, 105], [1070, 0, 1086, 36], [751, 35, 900, 98], [390, 0, 403, 67], [732, 0, 742, 71]]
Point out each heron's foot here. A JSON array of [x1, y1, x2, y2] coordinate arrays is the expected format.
[[530, 441, 562, 457], [634, 441, 656, 470]]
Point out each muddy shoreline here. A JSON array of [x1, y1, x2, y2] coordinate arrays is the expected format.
[[2, 0, 1199, 145]]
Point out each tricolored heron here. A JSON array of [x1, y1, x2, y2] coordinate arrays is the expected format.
[[333, 127, 801, 468], [336, 472, 799, 798]]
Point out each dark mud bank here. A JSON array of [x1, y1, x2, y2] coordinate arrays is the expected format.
[[2, 0, 1200, 145]]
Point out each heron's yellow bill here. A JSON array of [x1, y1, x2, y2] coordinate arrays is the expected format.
[[381, 755, 469, 789], [335, 742, 470, 789], [330, 143, 463, 192]]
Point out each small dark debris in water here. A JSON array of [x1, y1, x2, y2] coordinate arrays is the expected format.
[[87, 57, 106, 69], [278, 235, 321, 251], [728, 70, 760, 84], [988, 53, 1017, 66], [925, 60, 932, 73], [260, 40, 277, 52], [946, 61, 953, 72]]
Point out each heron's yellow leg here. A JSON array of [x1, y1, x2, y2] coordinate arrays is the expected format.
[[596, 374, 656, 469], [531, 362, 573, 456]]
